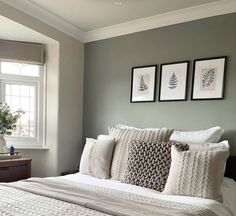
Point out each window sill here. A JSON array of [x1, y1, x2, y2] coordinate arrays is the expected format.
[[11, 147, 50, 150], [7, 146, 50, 151]]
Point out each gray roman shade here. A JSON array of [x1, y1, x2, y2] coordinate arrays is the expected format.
[[0, 40, 45, 65]]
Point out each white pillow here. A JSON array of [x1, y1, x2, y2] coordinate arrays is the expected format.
[[115, 124, 160, 131], [164, 145, 229, 201], [97, 134, 114, 140], [189, 140, 229, 174], [80, 138, 115, 179], [170, 126, 224, 145], [190, 140, 229, 151]]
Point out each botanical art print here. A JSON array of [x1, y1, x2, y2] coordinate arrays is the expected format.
[[200, 68, 216, 91], [131, 65, 157, 102], [192, 57, 226, 100], [159, 61, 188, 101], [169, 72, 178, 89]]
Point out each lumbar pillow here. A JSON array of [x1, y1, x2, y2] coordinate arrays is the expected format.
[[163, 144, 229, 201], [170, 126, 224, 145], [109, 126, 174, 181], [123, 140, 189, 192], [79, 137, 115, 179]]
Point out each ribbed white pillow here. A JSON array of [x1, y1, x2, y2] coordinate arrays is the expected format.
[[170, 126, 224, 145], [164, 144, 229, 201]]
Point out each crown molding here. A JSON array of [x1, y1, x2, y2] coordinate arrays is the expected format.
[[84, 0, 236, 42], [0, 0, 235, 43], [0, 0, 85, 42]]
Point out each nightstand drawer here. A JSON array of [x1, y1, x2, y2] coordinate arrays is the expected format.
[[0, 158, 31, 182], [0, 165, 28, 182]]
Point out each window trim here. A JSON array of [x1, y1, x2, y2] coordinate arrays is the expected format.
[[0, 61, 46, 149]]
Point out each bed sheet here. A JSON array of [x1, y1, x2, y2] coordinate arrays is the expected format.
[[58, 173, 236, 216]]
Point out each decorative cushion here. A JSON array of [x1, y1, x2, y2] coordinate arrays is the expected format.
[[79, 137, 115, 179], [123, 140, 189, 192], [170, 126, 224, 145], [109, 126, 174, 181], [163, 145, 229, 201]]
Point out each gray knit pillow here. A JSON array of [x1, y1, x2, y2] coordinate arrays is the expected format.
[[163, 145, 229, 201], [123, 140, 189, 192], [109, 127, 174, 181]]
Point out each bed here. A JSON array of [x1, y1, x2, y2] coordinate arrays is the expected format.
[[0, 126, 235, 216], [0, 171, 235, 216]]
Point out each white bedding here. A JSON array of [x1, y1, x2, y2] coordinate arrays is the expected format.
[[58, 173, 236, 216]]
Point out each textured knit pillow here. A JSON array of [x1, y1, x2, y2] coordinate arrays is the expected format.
[[109, 126, 174, 180], [170, 126, 223, 145], [123, 140, 189, 191], [79, 137, 115, 179], [163, 145, 229, 201]]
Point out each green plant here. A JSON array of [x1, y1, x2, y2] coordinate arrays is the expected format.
[[0, 102, 25, 135]]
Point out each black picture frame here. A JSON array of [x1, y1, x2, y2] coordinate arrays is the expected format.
[[130, 65, 157, 103], [191, 56, 227, 100], [158, 61, 189, 102]]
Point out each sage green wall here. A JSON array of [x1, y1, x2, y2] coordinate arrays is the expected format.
[[84, 13, 236, 155]]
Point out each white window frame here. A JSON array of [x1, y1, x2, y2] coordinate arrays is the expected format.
[[0, 61, 46, 149]]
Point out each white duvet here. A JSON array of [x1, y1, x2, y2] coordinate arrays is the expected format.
[[58, 173, 236, 216]]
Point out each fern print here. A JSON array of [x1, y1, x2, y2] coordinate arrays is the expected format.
[[168, 72, 178, 89], [201, 68, 216, 89], [139, 76, 148, 91]]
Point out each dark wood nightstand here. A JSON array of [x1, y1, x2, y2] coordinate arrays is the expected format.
[[0, 158, 32, 182]]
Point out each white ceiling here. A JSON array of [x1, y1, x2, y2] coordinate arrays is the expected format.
[[0, 0, 236, 42], [29, 0, 219, 31]]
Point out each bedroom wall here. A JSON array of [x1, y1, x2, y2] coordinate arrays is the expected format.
[[84, 13, 236, 155], [0, 2, 84, 176]]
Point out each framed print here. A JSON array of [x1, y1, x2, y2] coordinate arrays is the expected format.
[[159, 61, 189, 101], [130, 65, 157, 103], [191, 56, 227, 100]]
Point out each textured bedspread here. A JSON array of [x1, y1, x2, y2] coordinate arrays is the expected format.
[[0, 178, 229, 216]]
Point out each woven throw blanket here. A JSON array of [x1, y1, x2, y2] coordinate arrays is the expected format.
[[0, 178, 221, 216]]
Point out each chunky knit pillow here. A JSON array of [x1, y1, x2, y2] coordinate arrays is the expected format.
[[163, 145, 229, 201], [123, 140, 189, 192], [109, 127, 174, 181]]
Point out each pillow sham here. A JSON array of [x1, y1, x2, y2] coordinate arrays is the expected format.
[[123, 140, 189, 192], [163, 145, 229, 201], [170, 126, 224, 145], [79, 137, 115, 179], [109, 126, 174, 181]]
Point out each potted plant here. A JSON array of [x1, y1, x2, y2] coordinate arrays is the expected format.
[[0, 102, 24, 153]]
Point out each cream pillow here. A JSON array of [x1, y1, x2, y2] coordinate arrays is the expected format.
[[79, 137, 115, 179], [170, 126, 224, 145], [164, 145, 229, 201]]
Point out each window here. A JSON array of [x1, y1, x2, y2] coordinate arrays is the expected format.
[[0, 61, 45, 148]]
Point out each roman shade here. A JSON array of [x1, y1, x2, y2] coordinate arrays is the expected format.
[[0, 39, 45, 65]]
